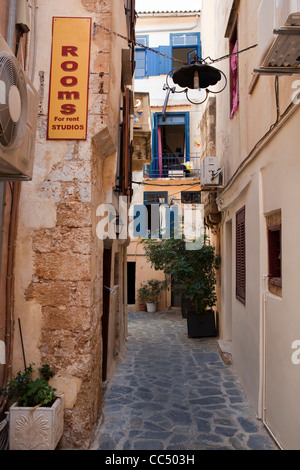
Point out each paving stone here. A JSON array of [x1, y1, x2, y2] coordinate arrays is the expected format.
[[238, 416, 259, 433], [215, 426, 238, 437], [91, 311, 278, 451]]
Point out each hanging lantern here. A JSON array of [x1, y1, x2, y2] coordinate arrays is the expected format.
[[172, 63, 223, 90], [163, 57, 227, 109]]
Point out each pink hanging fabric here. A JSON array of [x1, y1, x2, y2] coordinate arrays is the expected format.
[[157, 126, 162, 177], [230, 41, 238, 119]]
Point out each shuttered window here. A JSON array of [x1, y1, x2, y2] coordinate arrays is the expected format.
[[120, 88, 133, 199], [138, 33, 201, 78], [236, 206, 246, 304], [268, 224, 282, 287], [135, 49, 146, 78], [135, 36, 148, 79]]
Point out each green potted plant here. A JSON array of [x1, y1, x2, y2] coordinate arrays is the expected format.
[[0, 364, 64, 450], [140, 279, 162, 313], [137, 284, 148, 311], [143, 236, 221, 337]]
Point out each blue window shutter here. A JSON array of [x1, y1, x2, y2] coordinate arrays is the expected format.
[[146, 48, 159, 76], [159, 46, 172, 75]]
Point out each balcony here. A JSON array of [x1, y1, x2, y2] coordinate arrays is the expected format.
[[143, 153, 201, 179]]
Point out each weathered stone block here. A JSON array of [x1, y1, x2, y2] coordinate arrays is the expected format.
[[35, 253, 91, 281], [91, 51, 110, 75], [26, 280, 94, 308], [56, 203, 92, 228], [82, 0, 111, 14], [33, 226, 92, 255], [26, 281, 72, 306], [46, 161, 91, 183], [89, 93, 108, 115], [42, 306, 91, 331]]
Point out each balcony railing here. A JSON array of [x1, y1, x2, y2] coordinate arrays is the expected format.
[[143, 153, 201, 179]]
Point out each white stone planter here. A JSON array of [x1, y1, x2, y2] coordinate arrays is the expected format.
[[146, 302, 157, 313], [9, 394, 64, 450]]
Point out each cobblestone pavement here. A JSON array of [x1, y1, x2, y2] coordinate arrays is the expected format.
[[91, 311, 278, 451]]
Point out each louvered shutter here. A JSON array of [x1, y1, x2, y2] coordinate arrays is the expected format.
[[159, 46, 172, 74], [147, 48, 159, 76], [236, 206, 246, 304], [122, 88, 130, 195]]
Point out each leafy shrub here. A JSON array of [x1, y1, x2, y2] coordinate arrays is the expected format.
[[0, 364, 57, 408], [143, 236, 221, 313]]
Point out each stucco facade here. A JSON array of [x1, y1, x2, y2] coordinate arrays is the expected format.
[[200, 0, 300, 449]]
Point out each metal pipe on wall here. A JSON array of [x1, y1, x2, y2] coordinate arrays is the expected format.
[[0, 0, 21, 416], [6, 0, 17, 50]]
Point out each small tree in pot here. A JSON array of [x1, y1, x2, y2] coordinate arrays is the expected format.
[[137, 284, 148, 311], [139, 279, 162, 313], [143, 236, 221, 336]]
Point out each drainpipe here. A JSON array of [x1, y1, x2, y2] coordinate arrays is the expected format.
[[30, 0, 37, 83], [7, 0, 17, 50], [1, 0, 17, 284], [0, 0, 19, 416], [260, 274, 284, 450], [124, 247, 128, 341]]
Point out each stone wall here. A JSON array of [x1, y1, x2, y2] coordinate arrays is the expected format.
[[199, 97, 216, 160], [13, 0, 129, 449]]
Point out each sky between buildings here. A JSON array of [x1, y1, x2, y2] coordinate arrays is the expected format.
[[135, 0, 202, 13]]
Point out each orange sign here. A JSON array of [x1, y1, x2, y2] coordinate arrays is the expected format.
[[47, 17, 91, 140]]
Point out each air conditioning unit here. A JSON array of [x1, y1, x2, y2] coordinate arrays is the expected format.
[[257, 0, 300, 70], [201, 157, 222, 188], [0, 34, 38, 180]]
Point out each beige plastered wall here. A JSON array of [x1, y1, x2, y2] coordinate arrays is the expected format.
[[127, 179, 202, 311]]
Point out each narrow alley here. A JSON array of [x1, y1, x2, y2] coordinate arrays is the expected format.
[[91, 311, 277, 451]]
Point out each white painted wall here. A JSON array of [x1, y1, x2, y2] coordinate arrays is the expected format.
[[201, 0, 300, 449]]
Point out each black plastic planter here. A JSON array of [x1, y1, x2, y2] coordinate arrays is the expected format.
[[181, 297, 193, 319], [187, 310, 217, 338]]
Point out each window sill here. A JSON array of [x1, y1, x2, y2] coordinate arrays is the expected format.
[[269, 277, 282, 288]]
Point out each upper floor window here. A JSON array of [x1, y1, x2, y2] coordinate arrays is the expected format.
[[136, 35, 148, 47], [134, 33, 201, 78], [135, 49, 146, 78], [268, 224, 282, 285], [236, 206, 246, 304], [229, 20, 239, 118], [171, 32, 201, 69], [135, 36, 148, 79], [181, 192, 201, 204], [144, 192, 168, 236]]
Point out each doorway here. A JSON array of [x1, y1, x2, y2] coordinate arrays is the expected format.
[[102, 248, 112, 382], [127, 262, 136, 305], [152, 112, 190, 177]]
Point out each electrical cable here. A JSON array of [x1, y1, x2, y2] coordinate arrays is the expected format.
[[93, 22, 257, 66], [218, 78, 300, 199], [132, 181, 200, 187]]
